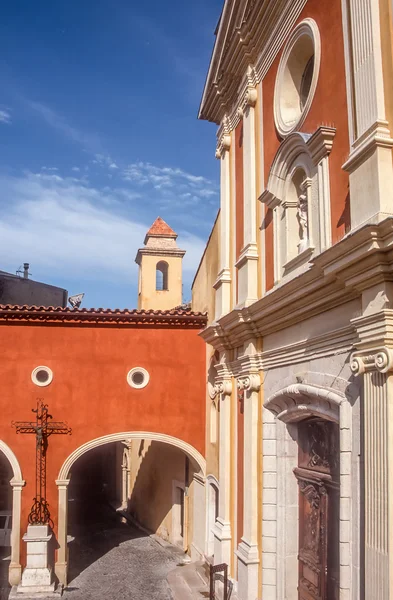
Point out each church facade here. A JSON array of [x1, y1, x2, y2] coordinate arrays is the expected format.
[[196, 0, 393, 599]]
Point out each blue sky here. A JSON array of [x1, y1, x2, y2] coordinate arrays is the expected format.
[[0, 0, 222, 308]]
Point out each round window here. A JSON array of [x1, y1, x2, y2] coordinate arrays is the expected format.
[[274, 19, 321, 137], [127, 367, 150, 390], [31, 366, 53, 387]]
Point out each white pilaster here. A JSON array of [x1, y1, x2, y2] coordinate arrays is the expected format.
[[214, 132, 232, 320], [350, 315, 393, 600], [235, 374, 261, 600], [342, 0, 393, 228], [236, 85, 259, 307], [54, 479, 70, 586], [9, 481, 25, 586], [212, 377, 233, 569]]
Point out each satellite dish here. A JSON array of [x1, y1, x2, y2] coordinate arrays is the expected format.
[[68, 293, 85, 309]]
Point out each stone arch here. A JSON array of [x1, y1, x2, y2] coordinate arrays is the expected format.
[[264, 382, 344, 423], [0, 440, 25, 586], [55, 432, 206, 585], [262, 382, 359, 600]]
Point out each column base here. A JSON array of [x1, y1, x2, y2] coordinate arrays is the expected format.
[[235, 539, 260, 600], [235, 245, 258, 307], [54, 562, 67, 587], [9, 563, 22, 586], [213, 518, 232, 568]]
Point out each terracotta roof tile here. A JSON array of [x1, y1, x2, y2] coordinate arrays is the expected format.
[[0, 304, 207, 329], [146, 217, 177, 238]]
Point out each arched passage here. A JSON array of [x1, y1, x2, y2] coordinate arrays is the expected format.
[[55, 432, 206, 585], [0, 440, 24, 587]]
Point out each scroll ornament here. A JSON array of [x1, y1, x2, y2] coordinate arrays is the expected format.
[[350, 347, 393, 375]]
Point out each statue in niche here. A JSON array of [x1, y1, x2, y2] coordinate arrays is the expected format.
[[297, 187, 309, 253]]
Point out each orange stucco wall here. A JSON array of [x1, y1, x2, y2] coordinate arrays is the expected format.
[[0, 322, 206, 561], [263, 0, 350, 290]]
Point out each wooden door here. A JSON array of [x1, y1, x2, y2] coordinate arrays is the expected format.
[[295, 419, 340, 600]]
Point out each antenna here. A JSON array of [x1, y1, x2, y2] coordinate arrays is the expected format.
[[68, 293, 85, 309]]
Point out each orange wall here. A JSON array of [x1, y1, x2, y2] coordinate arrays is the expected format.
[[235, 121, 244, 262], [263, 0, 350, 289], [0, 322, 206, 557], [237, 391, 244, 545]]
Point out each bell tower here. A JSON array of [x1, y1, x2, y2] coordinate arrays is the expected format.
[[135, 217, 186, 310]]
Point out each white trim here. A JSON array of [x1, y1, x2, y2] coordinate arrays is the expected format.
[[31, 366, 53, 387], [262, 381, 359, 599], [273, 19, 321, 138], [206, 474, 220, 557], [127, 367, 150, 389], [58, 431, 205, 480], [0, 440, 25, 586]]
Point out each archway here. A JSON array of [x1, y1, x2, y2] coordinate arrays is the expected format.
[[263, 382, 358, 600], [0, 440, 24, 587], [55, 432, 206, 585]]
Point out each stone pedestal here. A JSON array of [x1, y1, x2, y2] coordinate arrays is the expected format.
[[11, 524, 61, 598]]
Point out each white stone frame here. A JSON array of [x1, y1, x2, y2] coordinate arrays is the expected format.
[[262, 382, 360, 600], [55, 431, 206, 585], [127, 367, 150, 389], [0, 440, 25, 586], [274, 19, 321, 138], [260, 127, 335, 284], [31, 366, 53, 387], [205, 475, 219, 557]]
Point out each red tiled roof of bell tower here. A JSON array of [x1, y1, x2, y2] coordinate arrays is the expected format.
[[144, 217, 177, 244]]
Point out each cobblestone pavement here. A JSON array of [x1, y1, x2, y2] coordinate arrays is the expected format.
[[0, 509, 183, 600]]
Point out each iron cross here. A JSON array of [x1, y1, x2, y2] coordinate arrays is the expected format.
[[13, 399, 71, 526]]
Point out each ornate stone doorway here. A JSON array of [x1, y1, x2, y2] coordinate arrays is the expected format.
[[295, 418, 339, 600]]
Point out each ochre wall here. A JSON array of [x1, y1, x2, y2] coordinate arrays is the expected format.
[[0, 322, 206, 562], [192, 215, 220, 481], [261, 0, 350, 289], [138, 253, 183, 310], [128, 440, 192, 545]]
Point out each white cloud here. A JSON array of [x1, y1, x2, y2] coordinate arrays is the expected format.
[[0, 109, 12, 124], [0, 172, 206, 290], [71, 166, 80, 172]]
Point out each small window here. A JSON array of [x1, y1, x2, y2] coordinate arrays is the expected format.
[[127, 367, 150, 389], [31, 366, 53, 387], [156, 261, 168, 291]]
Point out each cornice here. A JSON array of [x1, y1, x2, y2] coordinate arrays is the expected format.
[[199, 0, 307, 126], [135, 248, 186, 262], [199, 219, 393, 349], [343, 120, 393, 173], [0, 305, 207, 329]]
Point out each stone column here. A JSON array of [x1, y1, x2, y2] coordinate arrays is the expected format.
[[342, 0, 393, 228], [350, 345, 393, 599], [9, 480, 25, 586], [54, 479, 70, 587], [236, 82, 259, 306], [214, 132, 232, 319], [212, 377, 233, 569], [235, 374, 260, 600]]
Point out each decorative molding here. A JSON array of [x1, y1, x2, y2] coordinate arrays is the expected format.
[[237, 373, 261, 393], [307, 127, 336, 163], [342, 120, 393, 173], [0, 440, 24, 484], [350, 347, 393, 375], [58, 432, 206, 480], [264, 383, 344, 423], [273, 19, 321, 138]]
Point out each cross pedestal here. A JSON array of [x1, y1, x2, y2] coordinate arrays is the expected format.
[[10, 525, 61, 598]]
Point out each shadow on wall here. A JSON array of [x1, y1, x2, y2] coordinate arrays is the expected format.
[[127, 440, 193, 546]]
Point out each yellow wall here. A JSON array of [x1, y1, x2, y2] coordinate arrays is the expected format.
[[138, 253, 183, 310], [192, 212, 220, 480], [128, 439, 196, 549]]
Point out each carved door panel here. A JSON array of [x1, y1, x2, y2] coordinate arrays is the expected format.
[[295, 419, 339, 600]]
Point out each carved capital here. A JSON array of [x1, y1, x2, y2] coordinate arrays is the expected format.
[[350, 347, 393, 375], [237, 373, 261, 393], [245, 86, 257, 107], [209, 378, 232, 398], [216, 134, 231, 159]]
